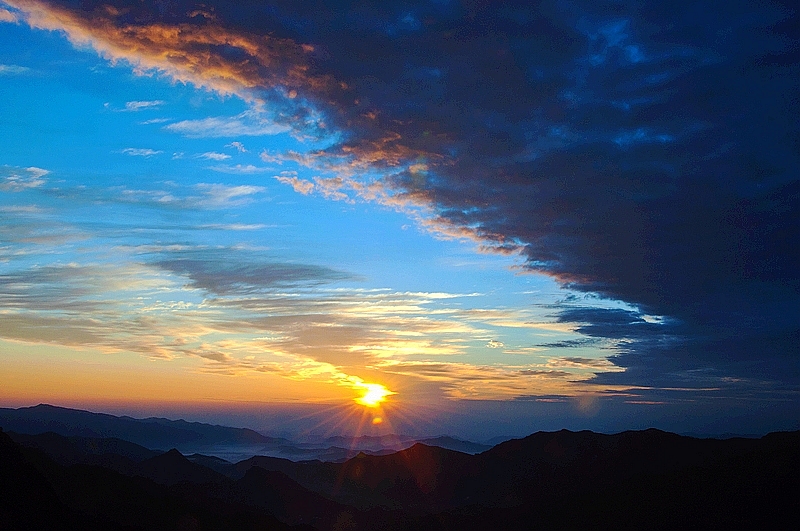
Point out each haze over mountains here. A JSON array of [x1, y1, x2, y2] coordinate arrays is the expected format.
[[2, 405, 798, 529]]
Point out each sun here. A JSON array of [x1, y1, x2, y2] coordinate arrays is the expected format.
[[354, 382, 393, 408]]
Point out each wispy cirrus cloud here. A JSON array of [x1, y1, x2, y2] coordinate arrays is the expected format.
[[118, 147, 162, 157], [196, 151, 230, 161], [200, 223, 267, 231], [124, 99, 164, 111], [115, 182, 265, 209], [207, 164, 269, 174], [192, 183, 264, 207], [0, 63, 29, 74], [164, 113, 289, 138], [139, 117, 170, 125]]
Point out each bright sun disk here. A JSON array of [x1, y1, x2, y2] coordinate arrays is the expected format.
[[354, 382, 393, 407]]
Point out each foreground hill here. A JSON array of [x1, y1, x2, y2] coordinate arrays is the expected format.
[[4, 420, 797, 529], [0, 428, 301, 531]]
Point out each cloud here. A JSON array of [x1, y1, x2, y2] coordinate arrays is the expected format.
[[200, 223, 267, 231], [164, 113, 289, 138], [119, 147, 162, 157], [225, 141, 247, 153], [207, 164, 269, 174], [275, 173, 314, 195], [124, 99, 164, 111], [0, 8, 16, 23], [0, 64, 29, 74], [6, 0, 799, 402], [139, 118, 170, 124], [196, 151, 230, 161], [0, 227, 627, 399], [192, 183, 264, 207], [151, 248, 352, 296], [539, 338, 601, 349], [547, 357, 623, 371], [259, 150, 284, 164], [111, 181, 265, 210], [0, 166, 48, 191]]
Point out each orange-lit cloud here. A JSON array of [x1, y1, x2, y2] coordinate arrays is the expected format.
[[0, 7, 16, 23], [274, 173, 314, 195], [6, 0, 337, 105]]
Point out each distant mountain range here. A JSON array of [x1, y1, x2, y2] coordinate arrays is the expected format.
[[0, 404, 281, 448], [1, 404, 798, 529], [0, 404, 489, 461]]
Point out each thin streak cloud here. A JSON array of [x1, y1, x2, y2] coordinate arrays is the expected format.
[[118, 147, 162, 157], [164, 113, 290, 138], [0, 63, 29, 74], [124, 99, 164, 111]]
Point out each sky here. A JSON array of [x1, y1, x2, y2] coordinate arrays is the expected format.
[[0, 0, 797, 440]]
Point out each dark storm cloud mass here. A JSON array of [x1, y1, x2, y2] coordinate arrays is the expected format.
[[8, 0, 798, 395]]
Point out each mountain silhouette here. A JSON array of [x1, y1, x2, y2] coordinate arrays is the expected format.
[[0, 404, 281, 450], [228, 428, 800, 528], [137, 448, 229, 486], [2, 406, 798, 530], [0, 428, 81, 530], [0, 428, 302, 530], [7, 430, 158, 475]]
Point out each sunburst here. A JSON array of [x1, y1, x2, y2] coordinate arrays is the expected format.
[[354, 382, 394, 408]]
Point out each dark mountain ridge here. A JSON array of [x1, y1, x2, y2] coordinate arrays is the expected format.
[[218, 428, 800, 526], [2, 406, 798, 529], [0, 404, 282, 450]]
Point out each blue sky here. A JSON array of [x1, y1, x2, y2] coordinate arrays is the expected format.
[[0, 0, 797, 438]]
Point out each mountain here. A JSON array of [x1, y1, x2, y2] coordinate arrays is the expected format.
[[228, 428, 800, 528], [0, 428, 299, 530], [321, 434, 490, 455], [2, 422, 798, 529], [0, 405, 491, 462], [7, 430, 159, 463], [0, 428, 82, 530], [0, 404, 283, 451], [137, 448, 229, 486], [416, 436, 491, 454]]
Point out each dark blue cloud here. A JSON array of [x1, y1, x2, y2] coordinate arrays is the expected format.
[[16, 1, 799, 398]]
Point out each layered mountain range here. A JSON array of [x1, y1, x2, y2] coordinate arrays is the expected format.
[[0, 405, 491, 462], [2, 405, 798, 529]]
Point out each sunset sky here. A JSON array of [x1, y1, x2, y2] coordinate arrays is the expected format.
[[1, 0, 797, 439]]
